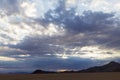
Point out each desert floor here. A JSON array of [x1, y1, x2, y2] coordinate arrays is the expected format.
[[0, 72, 120, 80]]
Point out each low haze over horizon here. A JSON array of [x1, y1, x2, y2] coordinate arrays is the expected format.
[[0, 0, 120, 73]]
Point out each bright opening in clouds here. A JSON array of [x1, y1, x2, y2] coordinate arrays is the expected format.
[[0, 0, 120, 73]]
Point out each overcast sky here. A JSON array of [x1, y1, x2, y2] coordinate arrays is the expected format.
[[0, 0, 120, 73]]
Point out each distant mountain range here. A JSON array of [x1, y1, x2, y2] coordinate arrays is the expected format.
[[32, 61, 120, 74]]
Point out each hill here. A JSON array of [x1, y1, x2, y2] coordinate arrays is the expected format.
[[32, 70, 55, 74], [79, 61, 120, 72]]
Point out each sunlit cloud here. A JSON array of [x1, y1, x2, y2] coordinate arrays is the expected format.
[[0, 19, 65, 45], [12, 54, 31, 58], [53, 45, 120, 60], [21, 1, 37, 18], [0, 56, 17, 61], [66, 0, 77, 8]]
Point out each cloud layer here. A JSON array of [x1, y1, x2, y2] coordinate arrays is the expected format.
[[0, 0, 120, 73]]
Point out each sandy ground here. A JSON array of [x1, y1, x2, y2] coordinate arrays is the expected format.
[[0, 72, 120, 80]]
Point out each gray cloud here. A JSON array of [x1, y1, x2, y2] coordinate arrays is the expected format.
[[41, 0, 114, 32], [8, 4, 119, 59], [1, 0, 120, 73], [0, 0, 20, 15]]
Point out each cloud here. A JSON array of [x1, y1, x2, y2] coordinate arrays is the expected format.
[[1, 0, 120, 73], [0, 19, 65, 45], [0, 56, 108, 73], [71, 0, 120, 15], [18, 57, 108, 70], [20, 1, 37, 18], [0, 56, 17, 61], [7, 6, 120, 61], [42, 1, 115, 33], [0, 0, 20, 15]]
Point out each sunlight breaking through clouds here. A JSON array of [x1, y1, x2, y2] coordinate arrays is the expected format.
[[0, 0, 120, 73], [53, 45, 120, 60]]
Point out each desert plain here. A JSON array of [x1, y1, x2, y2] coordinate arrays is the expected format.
[[0, 72, 120, 80]]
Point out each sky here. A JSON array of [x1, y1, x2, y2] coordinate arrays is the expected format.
[[0, 0, 120, 73]]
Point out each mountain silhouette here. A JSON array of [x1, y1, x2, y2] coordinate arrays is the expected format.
[[32, 61, 120, 74], [32, 70, 55, 74], [79, 61, 120, 72]]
